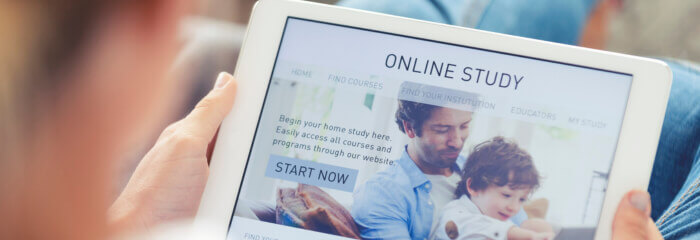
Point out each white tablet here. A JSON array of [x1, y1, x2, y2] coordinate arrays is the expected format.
[[196, 1, 672, 239]]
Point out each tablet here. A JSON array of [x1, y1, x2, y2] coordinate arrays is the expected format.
[[196, 1, 672, 239]]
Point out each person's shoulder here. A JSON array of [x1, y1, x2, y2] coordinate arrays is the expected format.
[[365, 163, 414, 190], [442, 195, 479, 215], [352, 164, 413, 209], [351, 166, 412, 221]]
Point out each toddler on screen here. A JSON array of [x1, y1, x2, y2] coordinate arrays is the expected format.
[[432, 137, 555, 240]]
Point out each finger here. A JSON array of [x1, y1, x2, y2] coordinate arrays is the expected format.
[[647, 216, 664, 239], [182, 72, 237, 141], [612, 190, 659, 240]]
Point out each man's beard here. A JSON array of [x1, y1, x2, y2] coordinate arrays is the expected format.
[[432, 148, 461, 168]]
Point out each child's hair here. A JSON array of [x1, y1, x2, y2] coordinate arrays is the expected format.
[[455, 136, 540, 198]]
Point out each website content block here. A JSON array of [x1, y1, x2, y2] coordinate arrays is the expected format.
[[228, 18, 632, 240]]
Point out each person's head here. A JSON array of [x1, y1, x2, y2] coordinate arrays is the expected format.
[[455, 137, 540, 221], [1, 0, 194, 238], [395, 100, 472, 170]]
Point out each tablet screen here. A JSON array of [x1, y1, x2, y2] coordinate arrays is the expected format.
[[228, 17, 632, 240]]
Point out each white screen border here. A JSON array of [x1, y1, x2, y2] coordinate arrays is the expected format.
[[195, 2, 672, 240]]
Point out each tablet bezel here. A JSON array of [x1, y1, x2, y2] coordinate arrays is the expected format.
[[195, 1, 672, 239]]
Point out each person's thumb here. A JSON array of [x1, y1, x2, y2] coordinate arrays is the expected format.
[[182, 72, 237, 141], [612, 190, 663, 240]]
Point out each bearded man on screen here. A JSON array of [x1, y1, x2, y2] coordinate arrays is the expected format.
[[351, 100, 527, 240]]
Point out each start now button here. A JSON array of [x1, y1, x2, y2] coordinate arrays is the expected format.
[[264, 154, 358, 192]]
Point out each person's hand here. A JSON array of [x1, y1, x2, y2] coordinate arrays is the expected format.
[[520, 218, 554, 234], [531, 232, 555, 240], [507, 225, 554, 240], [612, 190, 664, 239], [108, 72, 237, 234]]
